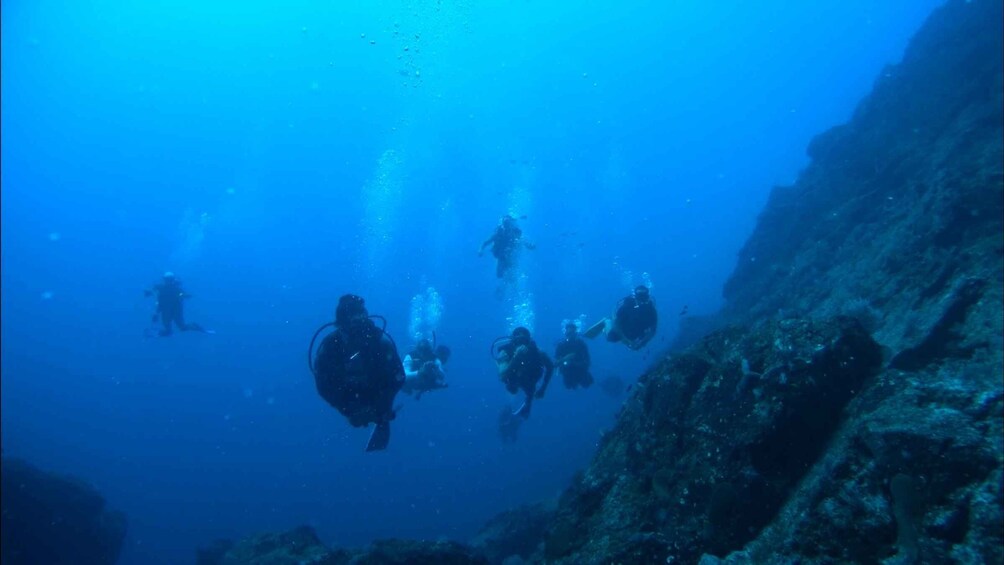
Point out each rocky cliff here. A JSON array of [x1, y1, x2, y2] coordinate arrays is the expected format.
[[532, 0, 1002, 563]]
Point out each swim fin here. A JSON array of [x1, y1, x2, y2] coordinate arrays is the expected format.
[[582, 318, 608, 339], [366, 422, 391, 452]]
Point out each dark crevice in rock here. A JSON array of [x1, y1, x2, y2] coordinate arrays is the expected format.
[[891, 277, 988, 370]]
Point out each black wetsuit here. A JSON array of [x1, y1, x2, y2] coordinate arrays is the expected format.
[[555, 336, 593, 389], [314, 321, 405, 427], [489, 224, 523, 278], [498, 340, 554, 398], [608, 297, 658, 348], [153, 281, 202, 336]]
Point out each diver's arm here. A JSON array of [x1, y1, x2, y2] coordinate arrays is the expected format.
[[555, 353, 576, 366], [535, 353, 554, 399], [478, 235, 495, 256], [630, 327, 656, 350], [638, 308, 658, 347]]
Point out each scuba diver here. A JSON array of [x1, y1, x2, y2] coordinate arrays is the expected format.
[[308, 294, 405, 452], [584, 286, 658, 350], [478, 214, 536, 279], [492, 327, 554, 419], [555, 322, 593, 389], [144, 272, 212, 336], [401, 338, 450, 399]]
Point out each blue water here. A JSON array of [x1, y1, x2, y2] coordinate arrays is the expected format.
[[1, 2, 943, 563]]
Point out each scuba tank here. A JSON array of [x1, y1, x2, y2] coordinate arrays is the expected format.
[[307, 315, 390, 377]]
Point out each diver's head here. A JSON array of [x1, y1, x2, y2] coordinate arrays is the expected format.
[[511, 326, 531, 345], [335, 294, 369, 328], [435, 345, 451, 364], [564, 322, 578, 338], [416, 338, 433, 355], [633, 285, 651, 304], [163, 271, 176, 283], [501, 214, 515, 227]]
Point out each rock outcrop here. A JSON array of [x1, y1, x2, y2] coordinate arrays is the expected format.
[[0, 457, 128, 565], [199, 526, 488, 565], [537, 0, 1003, 563]]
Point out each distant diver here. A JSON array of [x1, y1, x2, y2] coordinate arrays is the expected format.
[[144, 271, 212, 336], [478, 214, 536, 280], [308, 294, 405, 452], [583, 285, 658, 350], [555, 322, 593, 389], [492, 327, 554, 419], [401, 337, 451, 399]]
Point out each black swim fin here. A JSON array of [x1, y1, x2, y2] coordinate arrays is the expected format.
[[366, 422, 391, 452]]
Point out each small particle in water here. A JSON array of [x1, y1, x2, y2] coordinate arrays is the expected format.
[[310, 81, 319, 90], [243, 387, 254, 398], [582, 72, 588, 78], [48, 232, 60, 241], [369, 40, 376, 45], [301, 27, 308, 33], [267, 397, 275, 405], [360, 33, 366, 38], [41, 291, 53, 300], [225, 187, 236, 195]]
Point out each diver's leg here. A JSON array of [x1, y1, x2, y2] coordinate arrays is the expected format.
[[160, 313, 173, 336], [514, 391, 533, 418], [606, 327, 623, 343]]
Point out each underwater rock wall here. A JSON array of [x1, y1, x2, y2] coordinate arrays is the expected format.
[[535, 0, 1002, 563], [0, 457, 128, 565], [721, 0, 1003, 357]]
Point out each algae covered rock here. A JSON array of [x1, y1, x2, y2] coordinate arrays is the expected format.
[[541, 317, 882, 564], [212, 526, 487, 565], [470, 500, 556, 564], [352, 538, 488, 565], [221, 526, 349, 565]]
